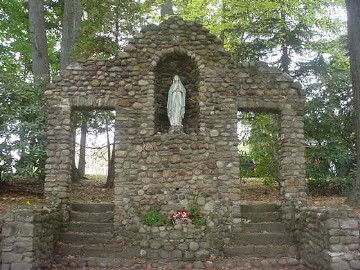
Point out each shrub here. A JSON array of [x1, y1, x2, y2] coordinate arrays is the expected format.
[[188, 204, 206, 226], [141, 211, 167, 226], [262, 176, 276, 187], [307, 177, 354, 196]]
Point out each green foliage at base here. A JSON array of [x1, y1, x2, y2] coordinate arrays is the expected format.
[[141, 211, 167, 226], [188, 203, 206, 226], [262, 177, 276, 187], [238, 112, 280, 186], [307, 177, 354, 196]]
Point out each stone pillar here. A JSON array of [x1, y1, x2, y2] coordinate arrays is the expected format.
[[279, 109, 307, 221], [44, 83, 72, 220]]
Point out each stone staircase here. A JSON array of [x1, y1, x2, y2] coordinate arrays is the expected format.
[[53, 203, 307, 269], [218, 204, 306, 269], [53, 203, 143, 269]]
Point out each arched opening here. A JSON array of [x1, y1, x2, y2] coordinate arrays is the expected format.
[[154, 53, 200, 134]]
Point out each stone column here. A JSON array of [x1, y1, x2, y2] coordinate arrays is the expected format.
[[279, 109, 307, 221], [44, 84, 72, 220]]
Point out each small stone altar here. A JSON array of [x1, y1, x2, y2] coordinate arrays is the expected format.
[[44, 16, 306, 246]]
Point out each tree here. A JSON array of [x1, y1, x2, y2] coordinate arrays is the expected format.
[[78, 113, 88, 179], [71, 110, 115, 185], [71, 115, 81, 182], [71, 111, 88, 182], [0, 0, 63, 182], [238, 112, 280, 185], [60, 0, 82, 70], [87, 111, 116, 187], [28, 0, 50, 84], [72, 0, 152, 59], [174, 0, 343, 73], [304, 42, 354, 183], [345, 0, 360, 206], [104, 114, 116, 188], [161, 2, 174, 19], [0, 0, 32, 76], [0, 75, 47, 181]]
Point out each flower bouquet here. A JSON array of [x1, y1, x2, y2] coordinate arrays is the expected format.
[[170, 209, 192, 224]]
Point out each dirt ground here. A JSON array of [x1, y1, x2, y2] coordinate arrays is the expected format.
[[0, 178, 45, 213], [0, 176, 356, 213], [239, 178, 349, 207]]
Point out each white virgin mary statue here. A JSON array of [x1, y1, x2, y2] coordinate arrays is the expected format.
[[167, 75, 186, 130]]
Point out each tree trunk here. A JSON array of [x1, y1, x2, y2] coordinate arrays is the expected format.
[[219, 1, 226, 43], [105, 142, 115, 188], [160, 2, 174, 19], [279, 12, 290, 73], [71, 125, 81, 182], [72, 159, 81, 182], [60, 0, 82, 70], [105, 118, 115, 188], [78, 117, 87, 178], [28, 0, 50, 85], [280, 45, 290, 73], [346, 0, 360, 206], [114, 4, 120, 44]]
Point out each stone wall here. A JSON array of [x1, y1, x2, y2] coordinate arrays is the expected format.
[[293, 206, 360, 270], [0, 207, 61, 270], [117, 224, 224, 269], [44, 16, 307, 236]]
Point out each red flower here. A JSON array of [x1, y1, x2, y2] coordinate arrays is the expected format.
[[170, 209, 192, 223]]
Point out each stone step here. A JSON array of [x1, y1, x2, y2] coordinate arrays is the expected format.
[[59, 232, 115, 244], [70, 211, 114, 223], [53, 255, 308, 270], [64, 222, 113, 233], [240, 204, 280, 214], [53, 255, 212, 269], [214, 256, 308, 269], [234, 211, 280, 223], [224, 244, 297, 258], [55, 243, 140, 258], [71, 203, 114, 213], [53, 255, 145, 269], [231, 232, 294, 245], [237, 222, 287, 233], [55, 242, 212, 262]]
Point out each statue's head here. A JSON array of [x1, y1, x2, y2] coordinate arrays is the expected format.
[[173, 75, 180, 82]]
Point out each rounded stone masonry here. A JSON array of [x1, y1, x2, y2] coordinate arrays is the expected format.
[[44, 16, 307, 262], [117, 223, 222, 263]]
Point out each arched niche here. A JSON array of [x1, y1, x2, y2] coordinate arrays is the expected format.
[[154, 53, 200, 134]]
